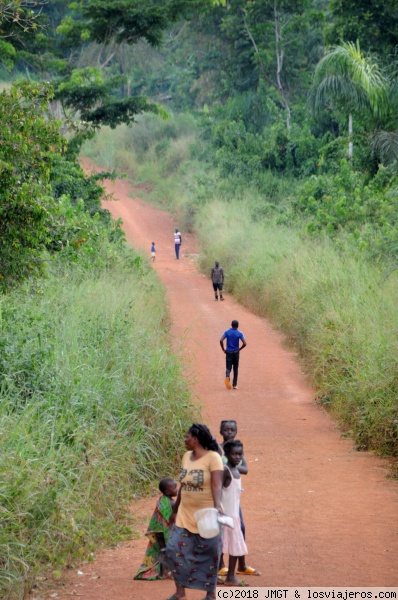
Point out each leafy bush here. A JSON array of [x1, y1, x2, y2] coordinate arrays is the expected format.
[[0, 81, 63, 284], [211, 117, 326, 179], [289, 161, 398, 261], [50, 156, 116, 217], [0, 80, 125, 289]]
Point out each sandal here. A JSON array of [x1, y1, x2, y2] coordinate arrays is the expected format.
[[217, 567, 228, 576], [236, 566, 260, 576]]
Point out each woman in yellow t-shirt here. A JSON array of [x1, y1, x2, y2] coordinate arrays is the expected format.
[[165, 424, 224, 600]]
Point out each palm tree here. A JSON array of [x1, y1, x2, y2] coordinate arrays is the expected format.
[[370, 72, 398, 165], [309, 41, 386, 159]]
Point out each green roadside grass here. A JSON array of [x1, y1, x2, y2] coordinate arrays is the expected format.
[[82, 116, 398, 460], [0, 241, 196, 598], [197, 201, 398, 457]]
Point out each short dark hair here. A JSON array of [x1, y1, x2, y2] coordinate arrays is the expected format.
[[223, 439, 243, 455], [159, 477, 175, 494], [231, 320, 239, 328], [220, 419, 237, 433]]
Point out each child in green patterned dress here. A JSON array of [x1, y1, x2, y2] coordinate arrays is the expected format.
[[134, 477, 177, 580]]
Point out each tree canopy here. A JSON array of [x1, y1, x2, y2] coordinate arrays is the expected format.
[[1, 0, 398, 284], [327, 0, 398, 58]]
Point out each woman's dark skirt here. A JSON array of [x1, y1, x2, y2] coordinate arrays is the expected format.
[[165, 525, 222, 592]]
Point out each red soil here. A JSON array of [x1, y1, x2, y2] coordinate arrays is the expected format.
[[32, 160, 398, 600]]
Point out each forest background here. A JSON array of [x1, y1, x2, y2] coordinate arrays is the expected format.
[[1, 0, 398, 597]]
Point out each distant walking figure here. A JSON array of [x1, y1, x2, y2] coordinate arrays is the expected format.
[[211, 260, 224, 301], [220, 320, 247, 390], [151, 242, 156, 262], [174, 228, 182, 259]]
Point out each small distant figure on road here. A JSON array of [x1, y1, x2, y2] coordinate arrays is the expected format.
[[134, 477, 177, 580], [220, 320, 247, 390], [211, 260, 224, 301], [151, 242, 156, 262], [174, 228, 182, 260]]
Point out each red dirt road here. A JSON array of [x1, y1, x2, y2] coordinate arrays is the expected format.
[[36, 161, 398, 599]]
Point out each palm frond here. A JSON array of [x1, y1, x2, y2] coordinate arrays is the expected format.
[[310, 41, 387, 116], [371, 130, 398, 165]]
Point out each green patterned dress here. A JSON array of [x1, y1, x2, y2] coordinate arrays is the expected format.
[[134, 494, 173, 580]]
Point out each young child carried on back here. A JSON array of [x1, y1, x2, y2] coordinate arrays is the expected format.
[[218, 420, 260, 578], [221, 440, 249, 585], [134, 477, 177, 580]]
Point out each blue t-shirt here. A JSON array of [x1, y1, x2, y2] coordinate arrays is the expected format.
[[221, 328, 245, 353]]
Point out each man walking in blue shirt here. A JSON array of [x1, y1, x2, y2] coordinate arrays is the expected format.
[[220, 320, 247, 390]]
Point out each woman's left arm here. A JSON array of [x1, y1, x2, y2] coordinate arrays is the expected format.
[[210, 469, 224, 512]]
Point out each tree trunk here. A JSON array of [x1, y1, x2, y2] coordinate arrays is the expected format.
[[348, 112, 353, 159], [274, 2, 291, 130], [242, 11, 271, 86]]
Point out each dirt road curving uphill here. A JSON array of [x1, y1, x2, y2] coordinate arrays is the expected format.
[[37, 160, 398, 599]]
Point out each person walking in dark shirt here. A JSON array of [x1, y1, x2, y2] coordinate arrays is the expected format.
[[211, 260, 225, 301]]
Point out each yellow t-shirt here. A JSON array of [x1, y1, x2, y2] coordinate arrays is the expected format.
[[176, 450, 223, 533]]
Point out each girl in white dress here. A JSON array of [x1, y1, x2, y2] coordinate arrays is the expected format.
[[221, 440, 248, 585]]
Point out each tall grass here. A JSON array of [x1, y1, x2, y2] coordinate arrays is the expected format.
[[82, 113, 200, 182], [0, 245, 196, 598], [197, 200, 398, 456]]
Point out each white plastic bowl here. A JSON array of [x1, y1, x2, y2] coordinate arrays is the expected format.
[[194, 507, 220, 538]]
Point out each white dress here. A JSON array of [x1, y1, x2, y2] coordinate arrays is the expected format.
[[221, 466, 248, 556]]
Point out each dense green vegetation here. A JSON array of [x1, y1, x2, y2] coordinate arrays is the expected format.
[[2, 0, 398, 595]]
